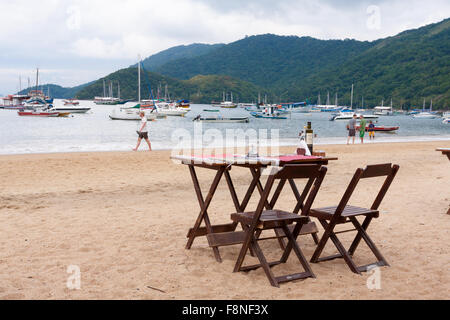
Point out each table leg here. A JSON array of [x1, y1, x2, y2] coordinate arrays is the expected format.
[[187, 165, 225, 262]]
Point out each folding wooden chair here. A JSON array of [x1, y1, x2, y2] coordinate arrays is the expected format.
[[231, 164, 327, 287], [309, 163, 400, 274]]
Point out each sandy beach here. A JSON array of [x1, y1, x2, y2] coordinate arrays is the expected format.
[[0, 141, 449, 300]]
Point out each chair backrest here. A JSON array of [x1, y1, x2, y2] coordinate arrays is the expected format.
[[334, 163, 400, 217], [250, 164, 327, 227]]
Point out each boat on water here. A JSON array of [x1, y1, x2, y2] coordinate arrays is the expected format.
[[156, 102, 190, 116], [192, 114, 249, 123], [413, 112, 438, 119], [18, 109, 60, 117], [94, 80, 129, 105], [442, 118, 450, 124], [330, 112, 379, 121], [250, 105, 289, 119], [1, 94, 30, 109], [110, 58, 162, 121], [50, 105, 91, 114], [109, 108, 158, 120], [63, 99, 80, 106], [203, 109, 220, 112], [219, 101, 238, 108], [176, 99, 190, 108], [373, 100, 394, 116], [218, 92, 237, 108], [356, 125, 399, 132], [412, 99, 438, 119]]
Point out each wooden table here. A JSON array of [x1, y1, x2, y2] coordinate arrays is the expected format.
[[172, 154, 338, 262], [436, 148, 450, 160]]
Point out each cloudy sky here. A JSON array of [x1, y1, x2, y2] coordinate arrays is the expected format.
[[0, 0, 449, 94]]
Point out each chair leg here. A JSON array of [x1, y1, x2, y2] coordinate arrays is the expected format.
[[311, 219, 361, 274], [250, 238, 279, 287], [350, 217, 389, 268], [310, 219, 336, 263], [281, 224, 315, 278], [348, 216, 372, 256]]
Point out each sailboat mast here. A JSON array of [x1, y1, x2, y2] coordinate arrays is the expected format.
[[103, 80, 106, 98], [326, 91, 330, 105], [350, 84, 353, 109], [430, 99, 432, 112], [138, 57, 141, 103], [35, 68, 39, 92], [318, 93, 321, 105], [118, 82, 120, 100], [335, 92, 338, 106]]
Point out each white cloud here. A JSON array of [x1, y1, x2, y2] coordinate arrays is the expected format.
[[0, 0, 449, 93]]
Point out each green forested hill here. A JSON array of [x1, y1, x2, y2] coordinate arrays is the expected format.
[[75, 68, 268, 103], [66, 18, 450, 107], [152, 18, 450, 108], [18, 82, 93, 99], [137, 43, 225, 70], [154, 34, 374, 89], [285, 18, 450, 108]]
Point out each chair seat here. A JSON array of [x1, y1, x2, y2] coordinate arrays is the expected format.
[[231, 210, 309, 229], [310, 205, 379, 223]]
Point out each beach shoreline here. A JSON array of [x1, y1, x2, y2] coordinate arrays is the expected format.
[[0, 140, 449, 299]]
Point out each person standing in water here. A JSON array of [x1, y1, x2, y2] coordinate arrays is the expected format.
[[368, 120, 375, 140], [347, 114, 357, 144], [359, 115, 367, 144], [133, 111, 152, 151]]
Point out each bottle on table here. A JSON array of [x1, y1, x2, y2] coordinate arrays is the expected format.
[[305, 121, 313, 154]]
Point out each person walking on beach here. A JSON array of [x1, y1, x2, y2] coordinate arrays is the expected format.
[[359, 115, 367, 144], [133, 111, 152, 151], [347, 114, 357, 144], [368, 120, 375, 140]]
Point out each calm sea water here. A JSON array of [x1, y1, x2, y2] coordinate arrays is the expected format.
[[0, 99, 449, 155]]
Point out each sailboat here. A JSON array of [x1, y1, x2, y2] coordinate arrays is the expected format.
[[109, 58, 158, 120], [413, 99, 438, 119], [219, 92, 237, 108]]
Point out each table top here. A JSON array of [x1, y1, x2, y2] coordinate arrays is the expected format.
[[171, 154, 338, 166]]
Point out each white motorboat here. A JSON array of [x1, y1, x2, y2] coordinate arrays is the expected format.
[[330, 112, 379, 121], [51, 105, 91, 113], [192, 114, 249, 123], [109, 108, 157, 120], [442, 118, 450, 124], [156, 102, 190, 116], [413, 112, 438, 119]]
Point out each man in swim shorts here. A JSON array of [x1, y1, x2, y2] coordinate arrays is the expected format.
[[347, 114, 357, 144]]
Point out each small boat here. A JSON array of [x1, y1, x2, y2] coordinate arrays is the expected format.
[[156, 102, 190, 116], [356, 125, 399, 132], [109, 108, 158, 120], [250, 105, 288, 119], [51, 105, 91, 113], [330, 112, 378, 121], [192, 115, 249, 123], [18, 110, 60, 117], [63, 99, 80, 106], [250, 112, 287, 119], [219, 101, 238, 108], [442, 118, 450, 124], [203, 109, 220, 112], [413, 99, 438, 119], [413, 112, 438, 119], [176, 99, 190, 108]]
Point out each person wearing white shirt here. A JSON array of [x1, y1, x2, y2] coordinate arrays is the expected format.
[[133, 111, 152, 151]]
